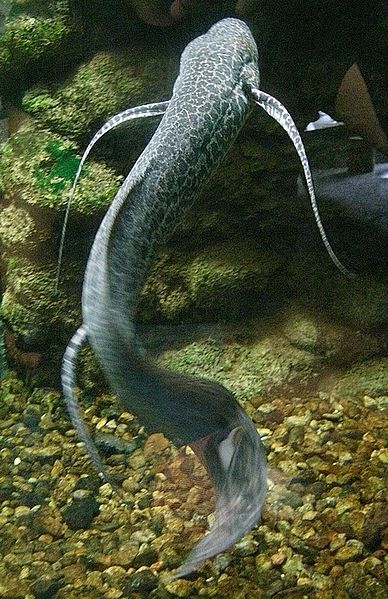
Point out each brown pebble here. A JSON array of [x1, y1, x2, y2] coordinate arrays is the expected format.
[[143, 433, 170, 458], [271, 551, 287, 566]]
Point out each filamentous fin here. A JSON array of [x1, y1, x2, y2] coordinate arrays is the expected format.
[[61, 325, 109, 479], [252, 89, 356, 279], [55, 101, 169, 291]]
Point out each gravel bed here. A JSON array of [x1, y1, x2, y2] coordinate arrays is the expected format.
[[0, 363, 387, 599]]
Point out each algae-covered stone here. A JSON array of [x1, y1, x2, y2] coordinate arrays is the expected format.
[[288, 249, 388, 333], [1, 256, 78, 338], [229, 334, 320, 399], [22, 46, 176, 140], [0, 203, 38, 248], [0, 121, 121, 340], [157, 336, 233, 382], [188, 241, 281, 313], [0, 122, 121, 212], [332, 357, 388, 399], [328, 276, 388, 332], [0, 1, 80, 87], [157, 321, 322, 402], [282, 305, 384, 363], [139, 241, 282, 323]]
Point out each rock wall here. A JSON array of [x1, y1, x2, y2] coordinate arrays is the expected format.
[[0, 1, 386, 384]]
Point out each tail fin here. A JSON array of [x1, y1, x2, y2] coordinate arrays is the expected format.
[[173, 410, 267, 579], [252, 89, 355, 279], [55, 101, 170, 290]]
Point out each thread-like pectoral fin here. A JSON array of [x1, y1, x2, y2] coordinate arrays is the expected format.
[[251, 88, 355, 279], [55, 100, 170, 289], [62, 325, 111, 481], [172, 412, 267, 579]]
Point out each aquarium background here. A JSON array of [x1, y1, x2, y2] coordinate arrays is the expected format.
[[0, 2, 387, 598]]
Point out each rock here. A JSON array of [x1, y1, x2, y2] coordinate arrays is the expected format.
[[0, 121, 121, 340], [31, 506, 63, 538], [332, 358, 388, 399], [271, 551, 287, 567], [165, 578, 193, 597], [0, 2, 81, 93], [132, 546, 158, 568], [234, 537, 258, 557], [143, 433, 170, 458], [126, 568, 158, 593], [335, 540, 364, 564], [61, 495, 99, 530], [345, 575, 387, 599], [282, 553, 306, 575], [22, 46, 175, 141], [94, 431, 137, 456], [28, 576, 63, 599]]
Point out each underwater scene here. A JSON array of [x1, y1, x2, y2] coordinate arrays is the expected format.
[[0, 2, 387, 598]]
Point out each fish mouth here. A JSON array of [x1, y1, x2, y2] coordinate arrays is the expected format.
[[173, 408, 267, 578]]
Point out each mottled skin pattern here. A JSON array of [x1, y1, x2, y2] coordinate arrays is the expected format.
[[61, 18, 349, 578], [82, 19, 258, 441]]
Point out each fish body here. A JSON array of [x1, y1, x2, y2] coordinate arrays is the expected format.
[[62, 17, 351, 577], [82, 19, 258, 443]]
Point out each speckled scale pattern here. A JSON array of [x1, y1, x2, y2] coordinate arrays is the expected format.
[[81, 19, 260, 440]]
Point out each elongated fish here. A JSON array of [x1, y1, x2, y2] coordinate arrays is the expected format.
[[61, 18, 352, 579]]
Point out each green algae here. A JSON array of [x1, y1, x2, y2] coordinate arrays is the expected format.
[[0, 203, 36, 247], [0, 123, 121, 213], [157, 336, 234, 381], [22, 47, 175, 140], [157, 323, 321, 402], [332, 357, 388, 399], [0, 1, 78, 81], [1, 256, 79, 338], [139, 242, 282, 323]]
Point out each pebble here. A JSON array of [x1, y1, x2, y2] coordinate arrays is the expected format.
[[28, 577, 63, 599], [271, 551, 287, 566], [143, 433, 170, 458], [372, 448, 388, 464], [282, 553, 305, 575], [335, 540, 364, 564], [165, 579, 193, 597], [132, 545, 158, 568], [128, 450, 146, 470], [102, 566, 127, 581], [234, 537, 258, 557], [0, 351, 385, 598], [126, 568, 158, 593], [14, 505, 31, 519], [61, 496, 99, 530]]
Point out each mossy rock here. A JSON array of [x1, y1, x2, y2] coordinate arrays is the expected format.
[[0, 203, 38, 248], [21, 45, 176, 141], [139, 241, 282, 323], [332, 357, 388, 399], [328, 276, 388, 332], [157, 321, 321, 402], [1, 255, 79, 339], [229, 334, 320, 399], [0, 317, 7, 379], [287, 247, 388, 333], [282, 305, 384, 364], [0, 121, 121, 213], [0, 1, 81, 88]]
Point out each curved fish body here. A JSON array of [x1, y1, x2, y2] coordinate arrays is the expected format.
[[62, 17, 351, 578], [83, 18, 258, 442]]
